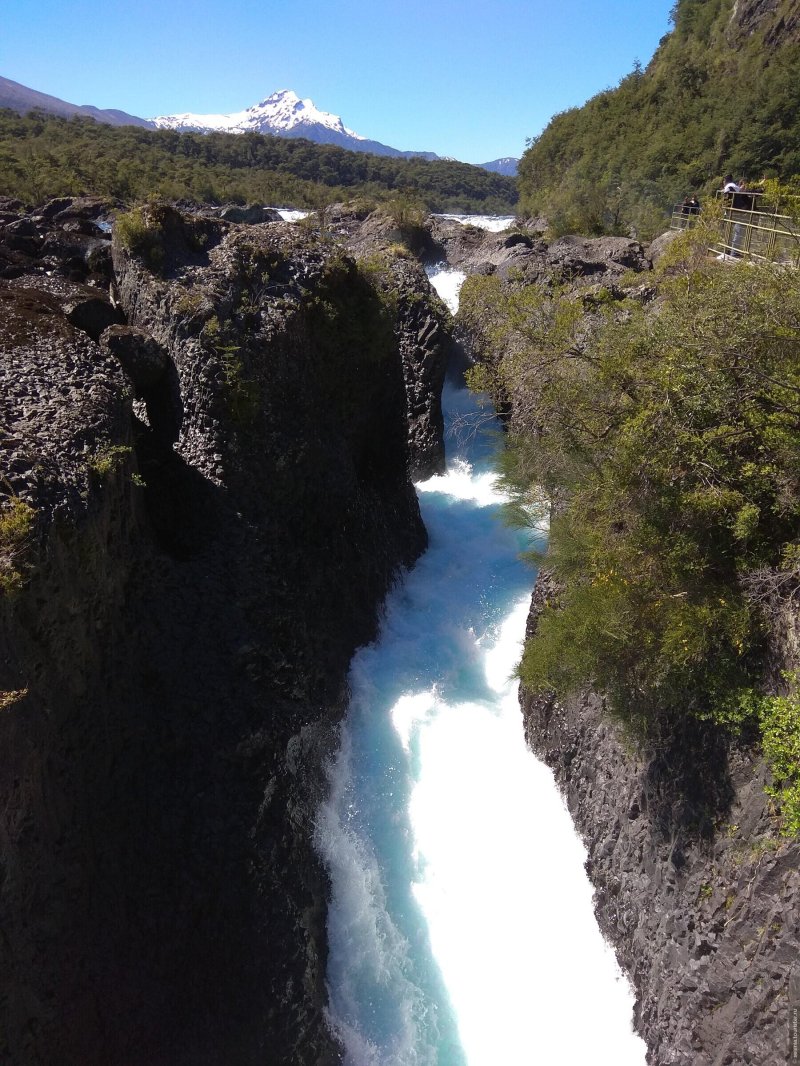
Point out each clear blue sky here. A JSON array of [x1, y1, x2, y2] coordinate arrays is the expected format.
[[1, 0, 673, 164]]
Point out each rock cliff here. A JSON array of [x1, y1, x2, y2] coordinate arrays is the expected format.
[[0, 200, 449, 1065], [521, 573, 800, 1066]]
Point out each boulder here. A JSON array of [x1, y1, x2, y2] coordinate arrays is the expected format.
[[2, 217, 43, 256], [546, 234, 649, 275], [647, 228, 682, 265]]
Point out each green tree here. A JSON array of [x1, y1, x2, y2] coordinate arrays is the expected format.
[[461, 244, 800, 748]]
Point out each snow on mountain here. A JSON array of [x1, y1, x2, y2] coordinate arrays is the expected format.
[[150, 89, 440, 160], [151, 89, 364, 140], [479, 157, 519, 177]]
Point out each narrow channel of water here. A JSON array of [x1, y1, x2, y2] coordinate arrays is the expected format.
[[314, 267, 646, 1065]]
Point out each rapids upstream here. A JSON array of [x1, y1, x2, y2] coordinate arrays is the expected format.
[[314, 265, 647, 1065]]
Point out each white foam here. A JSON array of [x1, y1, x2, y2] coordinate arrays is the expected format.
[[316, 267, 646, 1065], [426, 267, 466, 314], [275, 208, 309, 222], [404, 603, 645, 1066], [433, 213, 516, 233]]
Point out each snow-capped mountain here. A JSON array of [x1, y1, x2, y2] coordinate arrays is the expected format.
[[152, 90, 361, 140], [479, 156, 519, 177], [151, 89, 437, 160]]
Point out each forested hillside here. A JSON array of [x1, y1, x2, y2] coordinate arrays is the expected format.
[[518, 0, 800, 237], [459, 218, 800, 834], [0, 109, 518, 213]]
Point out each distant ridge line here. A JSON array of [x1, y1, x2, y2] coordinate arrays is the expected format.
[[0, 74, 519, 174]]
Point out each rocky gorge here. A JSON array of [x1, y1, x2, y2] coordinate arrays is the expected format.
[[2, 195, 799, 1066]]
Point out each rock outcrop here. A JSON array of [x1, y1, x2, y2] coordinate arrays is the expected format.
[[0, 200, 448, 1065], [522, 572, 800, 1065], [427, 215, 650, 285]]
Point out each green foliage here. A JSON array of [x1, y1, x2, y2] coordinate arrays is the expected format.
[[88, 444, 133, 478], [518, 0, 800, 237], [0, 498, 35, 594], [220, 346, 260, 424], [464, 253, 800, 753], [385, 193, 427, 230], [328, 255, 399, 346], [0, 109, 518, 214], [201, 316, 260, 424], [115, 204, 165, 272], [758, 677, 800, 834], [306, 255, 397, 418]]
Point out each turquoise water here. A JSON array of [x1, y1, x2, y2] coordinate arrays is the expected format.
[[314, 270, 646, 1066]]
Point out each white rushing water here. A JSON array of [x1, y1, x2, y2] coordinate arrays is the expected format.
[[432, 213, 515, 233], [314, 267, 646, 1065], [275, 207, 310, 222]]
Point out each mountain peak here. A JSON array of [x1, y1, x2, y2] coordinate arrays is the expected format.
[[151, 89, 365, 143], [258, 89, 301, 107]]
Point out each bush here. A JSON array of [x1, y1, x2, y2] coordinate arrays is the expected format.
[[88, 444, 132, 478], [114, 205, 165, 272], [465, 253, 800, 750], [758, 679, 800, 835], [0, 498, 35, 594]]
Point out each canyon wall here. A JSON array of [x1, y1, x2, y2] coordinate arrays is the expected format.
[[0, 199, 449, 1065], [522, 573, 800, 1066]]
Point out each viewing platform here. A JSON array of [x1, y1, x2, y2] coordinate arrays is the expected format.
[[670, 191, 800, 267]]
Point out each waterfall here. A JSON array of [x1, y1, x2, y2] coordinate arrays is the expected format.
[[314, 264, 646, 1065]]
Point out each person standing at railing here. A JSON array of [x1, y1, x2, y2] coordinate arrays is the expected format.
[[722, 175, 744, 255], [679, 195, 701, 228]]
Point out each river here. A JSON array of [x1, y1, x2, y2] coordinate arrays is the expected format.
[[314, 263, 647, 1065]]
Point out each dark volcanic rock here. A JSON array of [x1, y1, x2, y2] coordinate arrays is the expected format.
[[426, 219, 649, 288], [427, 215, 491, 268], [545, 234, 649, 276], [100, 324, 169, 392], [345, 208, 442, 264], [0, 284, 131, 518], [63, 291, 124, 340], [217, 203, 282, 224], [0, 203, 445, 1066], [521, 570, 800, 1066], [0, 195, 25, 214], [0, 201, 115, 284], [351, 248, 450, 479]]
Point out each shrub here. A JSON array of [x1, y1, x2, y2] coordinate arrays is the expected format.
[[115, 205, 165, 273], [88, 444, 132, 478], [202, 317, 260, 425], [758, 680, 800, 835], [0, 499, 35, 594], [465, 250, 800, 756]]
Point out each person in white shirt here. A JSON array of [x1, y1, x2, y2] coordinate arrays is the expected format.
[[722, 174, 743, 255]]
